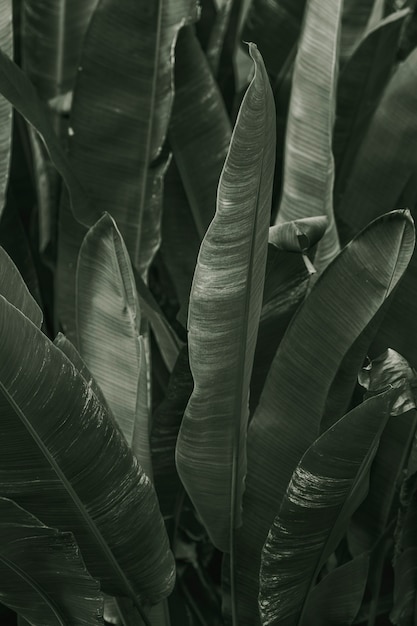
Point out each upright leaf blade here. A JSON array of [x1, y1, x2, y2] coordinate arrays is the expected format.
[[0, 0, 13, 218], [234, 210, 414, 624], [0, 497, 103, 626], [276, 0, 342, 270], [176, 44, 276, 553], [0, 295, 175, 608]]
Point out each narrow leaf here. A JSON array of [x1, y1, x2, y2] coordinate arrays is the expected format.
[[0, 497, 104, 626], [176, 44, 276, 552], [259, 389, 395, 626], [0, 0, 12, 218], [234, 210, 414, 623], [276, 0, 342, 270], [339, 0, 378, 65], [0, 295, 175, 606]]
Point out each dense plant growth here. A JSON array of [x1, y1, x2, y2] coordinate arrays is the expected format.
[[0, 0, 417, 624]]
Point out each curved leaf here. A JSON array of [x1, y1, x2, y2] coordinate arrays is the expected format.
[[169, 26, 231, 238], [276, 0, 342, 270], [0, 246, 42, 326], [339, 0, 378, 66], [268, 216, 328, 253], [234, 210, 415, 624], [176, 44, 276, 553], [0, 295, 175, 608], [334, 8, 409, 206], [21, 0, 99, 102], [303, 555, 369, 626], [76, 213, 143, 446], [0, 0, 12, 218], [259, 390, 394, 625], [0, 497, 103, 626]]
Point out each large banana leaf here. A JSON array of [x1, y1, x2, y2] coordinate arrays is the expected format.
[[0, 246, 42, 327], [21, 0, 98, 102], [0, 497, 103, 626], [175, 44, 276, 553], [76, 213, 144, 447], [0, 294, 175, 610], [234, 210, 415, 624], [335, 46, 417, 369], [275, 0, 342, 271], [241, 0, 306, 80], [334, 9, 409, 209], [0, 0, 13, 218], [259, 389, 395, 626], [169, 26, 231, 238]]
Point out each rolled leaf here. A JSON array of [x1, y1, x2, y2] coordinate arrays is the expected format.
[[0, 497, 103, 626], [76, 213, 143, 446], [0, 295, 175, 606], [0, 0, 12, 218], [0, 246, 42, 326], [169, 26, 231, 238], [268, 216, 328, 253], [259, 389, 396, 626], [176, 44, 276, 552], [276, 0, 342, 270], [234, 210, 414, 623]]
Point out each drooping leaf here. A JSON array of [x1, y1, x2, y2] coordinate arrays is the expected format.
[[241, 0, 306, 80], [0, 497, 104, 626], [339, 0, 379, 66], [334, 8, 409, 208], [0, 295, 175, 608], [275, 0, 342, 271], [21, 0, 99, 102], [335, 46, 417, 369], [0, 0, 13, 219], [176, 44, 276, 553], [302, 555, 369, 626], [76, 213, 143, 446], [169, 26, 231, 238], [234, 210, 414, 624], [0, 245, 42, 326]]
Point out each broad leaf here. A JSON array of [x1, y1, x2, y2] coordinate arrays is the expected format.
[[76, 213, 143, 446], [21, 0, 99, 102], [303, 555, 369, 625], [0, 295, 175, 608], [259, 389, 395, 626], [0, 497, 103, 626], [0, 0, 12, 218], [234, 210, 414, 624], [276, 0, 342, 271], [176, 44, 276, 553], [169, 26, 231, 238], [334, 9, 409, 208], [241, 0, 306, 80], [0, 246, 42, 326]]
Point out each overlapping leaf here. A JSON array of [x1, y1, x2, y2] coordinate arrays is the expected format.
[[259, 391, 394, 625], [0, 497, 103, 626], [0, 246, 42, 326], [234, 210, 414, 624], [0, 294, 175, 607], [276, 0, 342, 270], [339, 0, 378, 66], [0, 0, 13, 218], [176, 44, 276, 553]]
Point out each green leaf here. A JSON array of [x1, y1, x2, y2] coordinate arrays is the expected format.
[[0, 295, 175, 609], [391, 548, 417, 626], [76, 213, 143, 447], [176, 43, 276, 553], [334, 8, 409, 208], [0, 246, 42, 326], [303, 555, 369, 626], [169, 26, 231, 238], [276, 0, 342, 270], [259, 389, 395, 626], [0, 0, 12, 219], [21, 0, 99, 102], [0, 497, 104, 626], [234, 210, 415, 624], [339, 0, 379, 66], [268, 216, 328, 253], [241, 0, 306, 80]]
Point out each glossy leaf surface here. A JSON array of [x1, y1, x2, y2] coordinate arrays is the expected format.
[[0, 497, 103, 626], [276, 0, 342, 270], [235, 210, 415, 623], [0, 295, 175, 606], [176, 44, 276, 552]]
